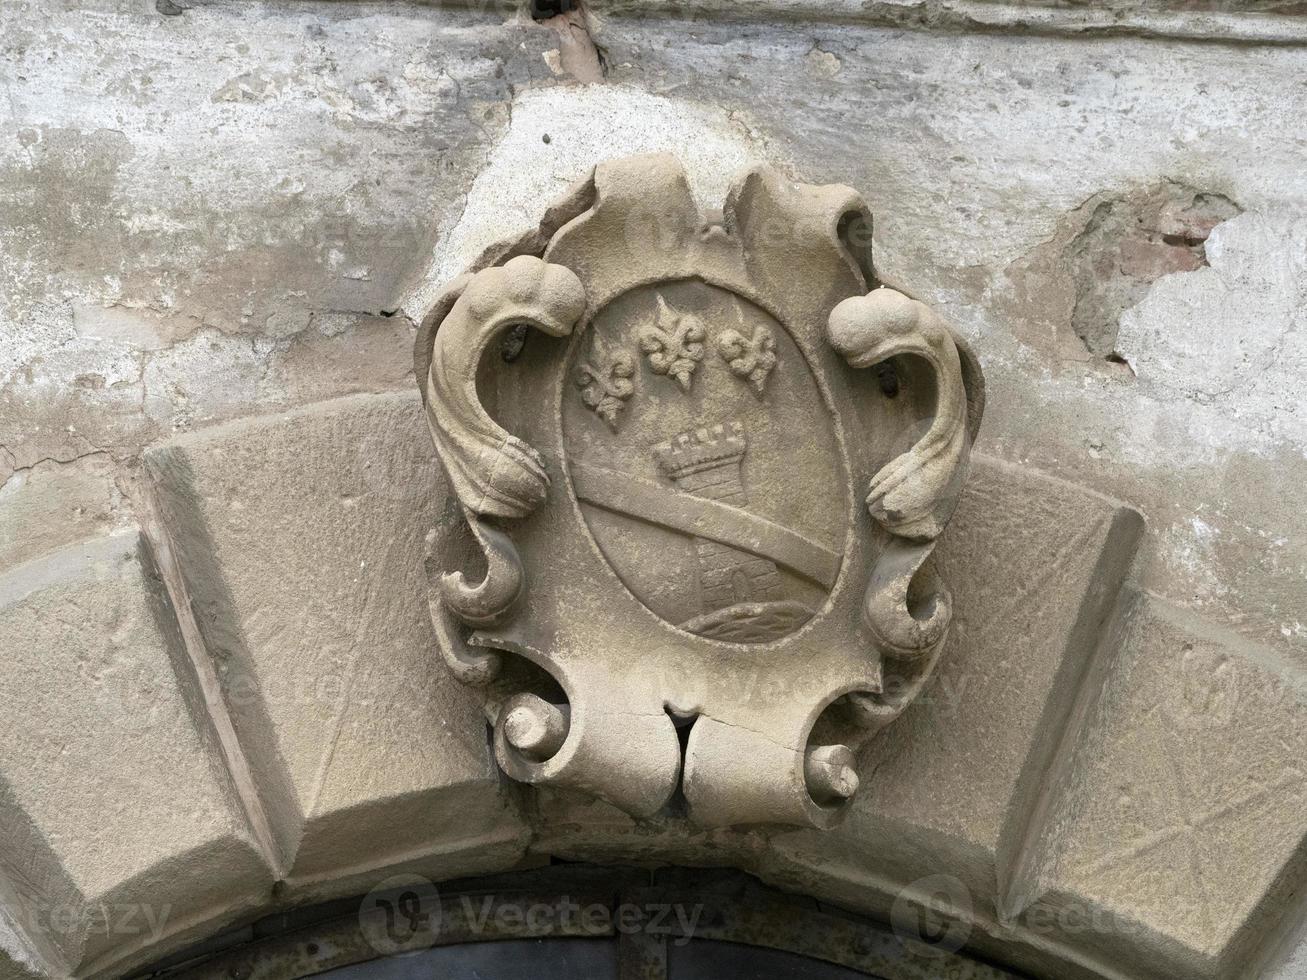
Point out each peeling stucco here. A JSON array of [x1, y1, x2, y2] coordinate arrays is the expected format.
[[1, 0, 1305, 672], [1008, 181, 1242, 363], [1117, 212, 1307, 445], [402, 83, 776, 320], [0, 1, 562, 479]]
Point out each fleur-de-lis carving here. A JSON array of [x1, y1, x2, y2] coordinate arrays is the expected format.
[[716, 323, 778, 395], [639, 295, 706, 391], [576, 350, 636, 430]]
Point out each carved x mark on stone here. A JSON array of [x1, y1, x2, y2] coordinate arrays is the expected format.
[[639, 294, 706, 391], [1073, 716, 1307, 943]]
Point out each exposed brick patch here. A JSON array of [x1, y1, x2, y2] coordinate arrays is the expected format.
[[1065, 182, 1240, 358], [1004, 181, 1240, 367]]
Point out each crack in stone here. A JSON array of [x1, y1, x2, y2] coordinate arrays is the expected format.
[[0, 449, 113, 493]]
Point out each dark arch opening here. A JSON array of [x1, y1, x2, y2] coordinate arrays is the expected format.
[[132, 865, 1027, 980]]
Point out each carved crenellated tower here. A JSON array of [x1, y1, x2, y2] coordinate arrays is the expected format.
[[654, 421, 781, 614]]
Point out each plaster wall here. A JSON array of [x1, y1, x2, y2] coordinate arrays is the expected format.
[[1, 2, 1305, 978]]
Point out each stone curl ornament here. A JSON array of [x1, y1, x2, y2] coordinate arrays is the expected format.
[[415, 154, 984, 829]]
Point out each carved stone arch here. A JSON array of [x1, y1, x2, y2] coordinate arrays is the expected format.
[[1, 137, 1304, 980], [2, 385, 1304, 980]]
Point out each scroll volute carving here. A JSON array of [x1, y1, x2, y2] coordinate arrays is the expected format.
[[417, 154, 984, 829], [829, 286, 984, 727], [421, 255, 586, 679]]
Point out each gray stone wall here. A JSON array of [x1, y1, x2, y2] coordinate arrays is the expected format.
[[1, 2, 1305, 978]]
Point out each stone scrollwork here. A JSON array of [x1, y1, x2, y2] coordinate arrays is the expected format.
[[422, 255, 586, 678], [826, 287, 981, 724], [417, 154, 983, 829]]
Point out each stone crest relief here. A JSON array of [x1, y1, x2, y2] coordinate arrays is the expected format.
[[416, 155, 984, 828]]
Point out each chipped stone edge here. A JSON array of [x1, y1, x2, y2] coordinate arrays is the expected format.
[[136, 495, 291, 881], [580, 0, 1307, 45], [998, 494, 1146, 920]]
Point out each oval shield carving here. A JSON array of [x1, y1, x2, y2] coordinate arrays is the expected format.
[[419, 154, 985, 827], [561, 280, 850, 644]]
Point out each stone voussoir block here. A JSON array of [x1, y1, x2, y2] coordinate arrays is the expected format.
[[525, 452, 1160, 980], [772, 455, 1145, 899], [1018, 591, 1307, 979], [0, 531, 273, 978], [143, 392, 529, 891]]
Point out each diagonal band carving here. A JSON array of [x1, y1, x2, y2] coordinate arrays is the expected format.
[[572, 462, 842, 589]]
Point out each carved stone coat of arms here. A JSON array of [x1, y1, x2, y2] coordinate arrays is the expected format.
[[416, 154, 984, 829]]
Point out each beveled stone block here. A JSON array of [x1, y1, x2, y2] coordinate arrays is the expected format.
[[145, 392, 528, 886], [0, 454, 128, 572], [1018, 593, 1307, 978], [0, 533, 271, 976], [775, 455, 1144, 899]]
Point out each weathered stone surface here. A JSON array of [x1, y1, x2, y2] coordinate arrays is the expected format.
[[1273, 936, 1307, 980], [0, 0, 1304, 974], [754, 848, 1127, 980], [418, 155, 984, 829], [0, 953, 38, 980], [4, 0, 1303, 670], [1017, 592, 1307, 978], [402, 86, 772, 320], [145, 392, 528, 885], [521, 453, 1149, 977], [589, 0, 1307, 44], [0, 455, 130, 571], [0, 0, 558, 481], [770, 456, 1142, 898], [0, 532, 272, 975], [1005, 180, 1242, 361], [566, 17, 1307, 669]]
